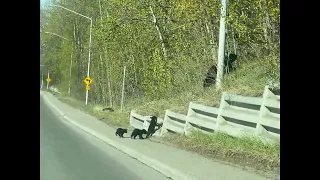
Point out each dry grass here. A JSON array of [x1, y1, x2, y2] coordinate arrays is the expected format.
[[47, 60, 279, 174], [151, 131, 279, 171], [126, 60, 269, 117]]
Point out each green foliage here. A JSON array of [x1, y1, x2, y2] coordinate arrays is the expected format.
[[40, 0, 280, 105], [140, 47, 173, 99]]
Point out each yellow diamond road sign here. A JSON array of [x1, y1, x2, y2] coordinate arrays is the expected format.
[[85, 85, 91, 90], [46, 77, 51, 83], [83, 77, 93, 86]]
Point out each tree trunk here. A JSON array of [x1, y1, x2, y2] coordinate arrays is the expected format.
[[149, 6, 167, 60]]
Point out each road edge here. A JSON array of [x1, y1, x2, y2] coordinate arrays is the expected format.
[[40, 91, 200, 180]]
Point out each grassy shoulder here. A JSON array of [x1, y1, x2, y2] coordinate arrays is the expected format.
[[152, 132, 279, 171], [45, 61, 279, 175]]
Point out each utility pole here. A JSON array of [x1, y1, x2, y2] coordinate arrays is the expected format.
[[215, 0, 227, 89], [41, 71, 44, 89], [47, 70, 50, 89]]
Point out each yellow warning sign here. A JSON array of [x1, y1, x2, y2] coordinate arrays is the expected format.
[[83, 77, 93, 86]]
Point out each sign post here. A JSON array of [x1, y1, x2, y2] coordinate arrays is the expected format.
[[46, 71, 51, 89], [83, 76, 93, 105]]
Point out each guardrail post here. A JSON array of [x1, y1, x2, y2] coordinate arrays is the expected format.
[[130, 110, 136, 126], [256, 86, 269, 136], [160, 110, 169, 136], [185, 102, 195, 135], [216, 92, 228, 130]]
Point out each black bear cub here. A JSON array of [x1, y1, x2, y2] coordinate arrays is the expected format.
[[146, 116, 162, 138], [103, 107, 114, 112], [131, 128, 148, 139], [115, 128, 127, 138]]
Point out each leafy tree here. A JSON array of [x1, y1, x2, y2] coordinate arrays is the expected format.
[[40, 0, 280, 104]]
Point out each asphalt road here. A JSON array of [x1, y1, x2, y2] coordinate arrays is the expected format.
[[40, 98, 169, 180]]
